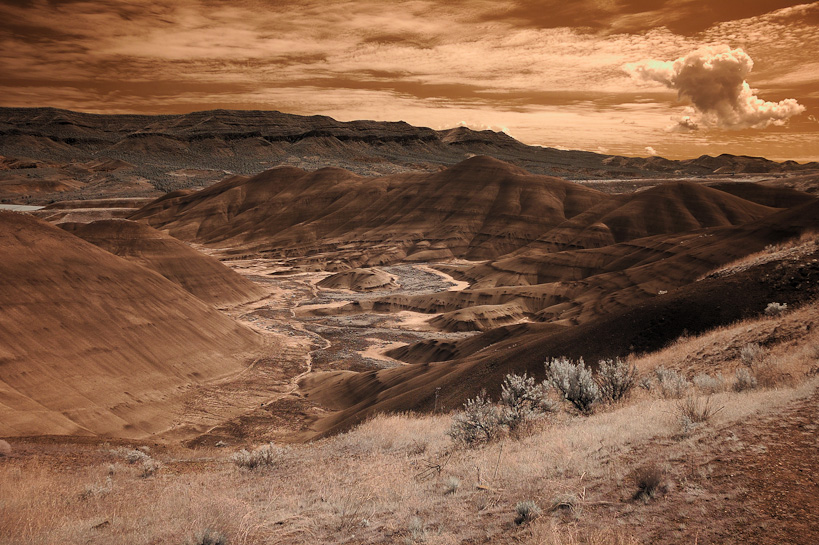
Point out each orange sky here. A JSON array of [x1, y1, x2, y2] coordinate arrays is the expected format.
[[1, 0, 818, 161]]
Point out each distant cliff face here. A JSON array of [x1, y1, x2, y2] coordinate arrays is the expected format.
[[1, 107, 817, 203]]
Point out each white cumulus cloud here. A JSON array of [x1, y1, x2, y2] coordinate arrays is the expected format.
[[625, 46, 805, 131], [644, 146, 658, 156]]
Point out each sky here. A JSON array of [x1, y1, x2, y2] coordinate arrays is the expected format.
[[1, 0, 818, 161]]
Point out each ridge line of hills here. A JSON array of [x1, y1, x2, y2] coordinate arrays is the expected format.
[[2, 107, 818, 204]]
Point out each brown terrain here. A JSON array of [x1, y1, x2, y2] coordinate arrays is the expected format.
[[1, 142, 818, 544], [2, 107, 818, 205]]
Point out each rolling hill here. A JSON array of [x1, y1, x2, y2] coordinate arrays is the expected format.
[[59, 219, 266, 306], [0, 211, 265, 438]]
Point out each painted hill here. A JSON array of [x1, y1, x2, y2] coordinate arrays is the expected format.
[[0, 211, 264, 438], [59, 219, 266, 306], [133, 156, 608, 263], [317, 268, 397, 292], [301, 201, 819, 437]]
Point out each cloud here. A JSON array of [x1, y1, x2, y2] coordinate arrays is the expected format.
[[625, 45, 805, 130], [644, 146, 658, 156]]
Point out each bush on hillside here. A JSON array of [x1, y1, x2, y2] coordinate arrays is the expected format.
[[232, 443, 286, 470], [499, 373, 555, 429], [448, 390, 503, 446], [596, 358, 638, 403], [546, 357, 600, 414], [764, 302, 787, 316]]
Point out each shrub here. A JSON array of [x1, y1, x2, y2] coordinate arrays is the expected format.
[[733, 367, 758, 392], [189, 528, 227, 545], [546, 357, 600, 414], [650, 367, 691, 398], [514, 500, 542, 525], [596, 358, 638, 402], [231, 443, 285, 470], [448, 390, 503, 446], [140, 458, 162, 478], [740, 343, 765, 366], [633, 464, 665, 502], [693, 373, 726, 394], [498, 373, 555, 429], [764, 302, 787, 316]]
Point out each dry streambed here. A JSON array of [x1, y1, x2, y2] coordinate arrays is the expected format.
[[180, 259, 480, 444]]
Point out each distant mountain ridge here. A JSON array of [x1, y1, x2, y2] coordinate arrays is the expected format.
[[1, 107, 817, 203]]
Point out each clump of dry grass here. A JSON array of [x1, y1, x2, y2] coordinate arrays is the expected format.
[[677, 395, 723, 434], [188, 527, 227, 545], [442, 476, 460, 495], [515, 500, 542, 525], [549, 492, 582, 518]]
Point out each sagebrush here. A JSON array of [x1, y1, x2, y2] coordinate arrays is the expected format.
[[546, 357, 600, 413], [596, 358, 638, 402]]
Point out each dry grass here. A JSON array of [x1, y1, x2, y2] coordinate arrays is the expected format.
[[2, 379, 816, 544], [631, 301, 819, 383]]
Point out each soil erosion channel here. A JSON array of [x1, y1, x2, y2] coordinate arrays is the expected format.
[[185, 260, 478, 445]]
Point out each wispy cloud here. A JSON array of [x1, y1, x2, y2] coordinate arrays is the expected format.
[[0, 0, 816, 160]]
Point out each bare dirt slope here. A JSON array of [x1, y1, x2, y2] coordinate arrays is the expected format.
[[59, 219, 266, 306], [133, 156, 608, 262], [0, 211, 264, 438]]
